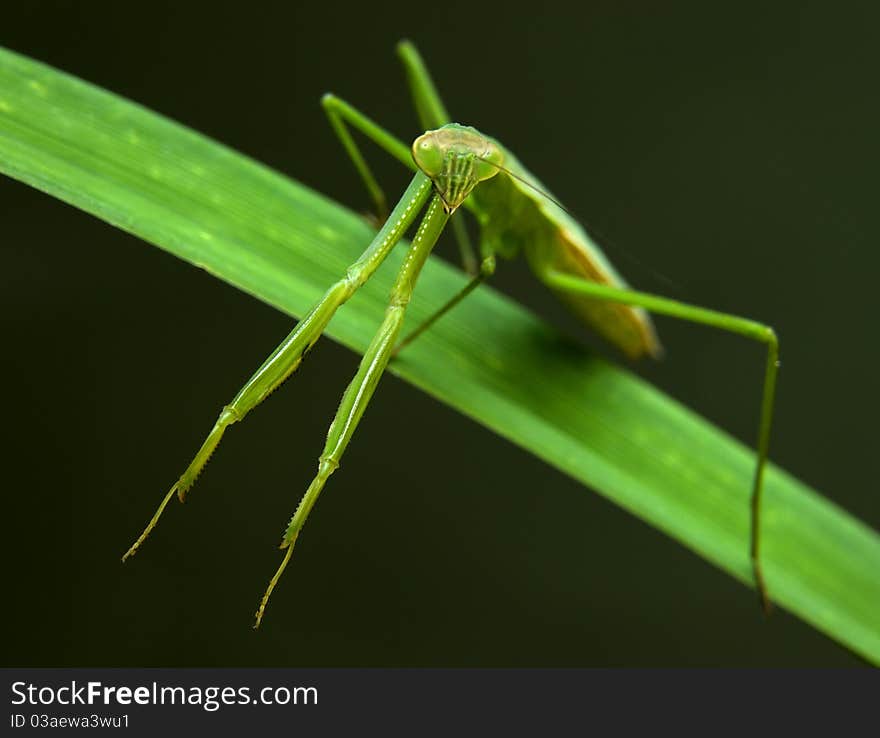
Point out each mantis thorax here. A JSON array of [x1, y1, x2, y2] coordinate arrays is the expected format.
[[412, 123, 504, 213]]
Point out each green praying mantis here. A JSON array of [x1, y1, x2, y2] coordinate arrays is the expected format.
[[122, 41, 779, 627]]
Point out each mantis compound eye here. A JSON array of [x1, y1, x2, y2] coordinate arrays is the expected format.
[[473, 143, 504, 183], [411, 133, 445, 178]]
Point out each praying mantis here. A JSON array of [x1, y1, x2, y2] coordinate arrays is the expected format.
[[122, 41, 779, 627]]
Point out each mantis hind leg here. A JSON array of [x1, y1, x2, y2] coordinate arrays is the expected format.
[[540, 268, 779, 613]]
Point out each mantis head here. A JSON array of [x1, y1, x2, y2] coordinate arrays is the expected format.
[[412, 123, 504, 213]]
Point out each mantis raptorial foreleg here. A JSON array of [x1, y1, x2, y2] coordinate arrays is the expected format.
[[322, 92, 478, 274], [122, 174, 435, 561], [255, 195, 450, 626], [394, 42, 478, 274], [539, 268, 779, 611]]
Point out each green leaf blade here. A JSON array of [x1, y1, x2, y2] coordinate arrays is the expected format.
[[1, 46, 878, 662]]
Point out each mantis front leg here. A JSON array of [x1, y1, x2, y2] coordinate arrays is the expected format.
[[322, 89, 478, 274], [255, 195, 450, 627], [539, 268, 780, 612], [122, 174, 434, 562]]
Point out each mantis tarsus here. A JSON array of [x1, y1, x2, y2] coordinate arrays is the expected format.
[[122, 41, 780, 627]]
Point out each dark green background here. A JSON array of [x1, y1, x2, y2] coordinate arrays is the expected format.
[[2, 2, 877, 665]]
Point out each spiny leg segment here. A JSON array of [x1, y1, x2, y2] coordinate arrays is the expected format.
[[254, 195, 451, 627], [395, 40, 477, 274], [323, 86, 476, 274], [122, 173, 435, 563]]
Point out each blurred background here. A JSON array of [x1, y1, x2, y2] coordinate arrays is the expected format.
[[1, 1, 877, 666]]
